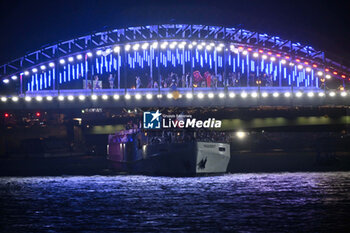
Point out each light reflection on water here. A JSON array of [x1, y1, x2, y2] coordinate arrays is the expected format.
[[1, 172, 350, 232]]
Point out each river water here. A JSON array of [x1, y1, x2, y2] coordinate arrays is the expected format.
[[1, 172, 350, 232]]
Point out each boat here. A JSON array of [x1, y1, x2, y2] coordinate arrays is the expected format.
[[107, 129, 231, 176]]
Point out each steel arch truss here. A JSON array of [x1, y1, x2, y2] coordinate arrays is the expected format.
[[0, 24, 349, 80]]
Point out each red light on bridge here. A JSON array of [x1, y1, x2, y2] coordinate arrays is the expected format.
[[267, 52, 272, 55], [276, 54, 281, 57], [247, 48, 252, 51], [312, 64, 317, 68], [4, 113, 9, 118], [258, 49, 263, 53], [325, 68, 329, 72], [296, 59, 300, 62], [341, 75, 346, 78], [333, 71, 338, 75], [285, 56, 290, 59], [304, 61, 309, 65], [36, 112, 41, 117], [238, 46, 243, 50]]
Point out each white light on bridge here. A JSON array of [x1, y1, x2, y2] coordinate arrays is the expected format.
[[297, 64, 303, 70], [241, 92, 247, 98], [218, 93, 225, 98], [205, 45, 212, 51], [236, 131, 246, 139], [132, 44, 140, 51], [262, 55, 267, 59], [113, 46, 121, 53], [36, 96, 43, 102], [161, 42, 168, 49], [318, 92, 325, 97], [208, 93, 214, 99], [307, 92, 314, 97], [24, 71, 30, 76], [125, 94, 131, 100], [325, 74, 331, 79], [3, 79, 9, 84], [157, 94, 163, 98], [12, 96, 19, 102], [96, 50, 102, 56], [68, 57, 74, 62], [152, 42, 158, 48], [142, 43, 149, 50], [58, 95, 65, 101], [11, 75, 17, 80], [67, 95, 74, 101], [284, 92, 291, 98], [317, 71, 323, 76], [262, 92, 268, 98], [197, 93, 204, 99], [79, 95, 85, 101], [1, 97, 7, 102], [105, 48, 112, 54], [340, 92, 347, 97], [242, 50, 248, 55], [210, 42, 215, 46], [87, 52, 93, 57], [218, 43, 224, 47], [251, 92, 258, 98], [46, 96, 53, 101], [270, 57, 276, 61], [253, 52, 259, 58], [25, 96, 32, 102], [306, 67, 312, 72], [329, 91, 336, 97], [32, 68, 38, 73], [102, 94, 108, 100], [125, 45, 131, 51], [167, 93, 173, 99], [281, 59, 286, 64], [186, 93, 193, 99], [40, 65, 46, 70], [215, 46, 222, 52], [113, 94, 120, 100], [91, 94, 98, 100], [59, 59, 65, 64], [273, 92, 279, 98], [146, 93, 152, 99], [135, 94, 142, 100], [197, 45, 203, 50], [296, 92, 303, 98], [77, 54, 83, 60], [229, 92, 235, 98], [49, 62, 55, 68]]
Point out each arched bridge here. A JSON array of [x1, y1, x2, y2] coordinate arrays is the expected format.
[[0, 24, 349, 110]]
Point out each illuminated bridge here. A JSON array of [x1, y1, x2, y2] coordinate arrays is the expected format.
[[0, 24, 349, 110]]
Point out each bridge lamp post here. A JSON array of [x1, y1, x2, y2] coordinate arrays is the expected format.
[[208, 93, 214, 99], [36, 96, 43, 102], [318, 92, 325, 97], [1, 97, 7, 102], [125, 94, 131, 100], [12, 96, 19, 102], [46, 96, 53, 101], [58, 95, 65, 101], [78, 95, 85, 101], [146, 94, 152, 100], [229, 92, 235, 98], [218, 93, 225, 98], [197, 93, 204, 99], [67, 95, 74, 101], [262, 92, 269, 98], [25, 96, 32, 102], [113, 94, 120, 100], [102, 94, 109, 100]]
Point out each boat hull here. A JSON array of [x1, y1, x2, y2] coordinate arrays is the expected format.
[[107, 141, 230, 176]]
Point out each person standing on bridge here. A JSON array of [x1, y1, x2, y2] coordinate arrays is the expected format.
[[108, 74, 115, 89], [136, 76, 141, 89]]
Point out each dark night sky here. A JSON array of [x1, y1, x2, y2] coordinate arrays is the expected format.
[[0, 0, 349, 65]]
